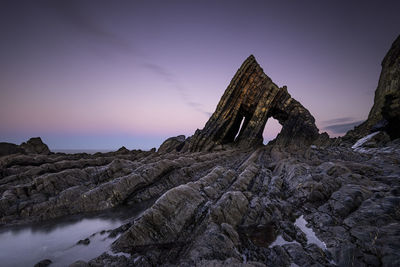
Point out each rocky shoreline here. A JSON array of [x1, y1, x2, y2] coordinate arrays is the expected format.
[[1, 35, 399, 266], [1, 137, 399, 266]]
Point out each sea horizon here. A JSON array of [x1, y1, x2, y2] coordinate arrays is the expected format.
[[52, 149, 114, 154]]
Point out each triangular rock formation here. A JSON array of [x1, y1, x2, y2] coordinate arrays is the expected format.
[[189, 55, 319, 151]]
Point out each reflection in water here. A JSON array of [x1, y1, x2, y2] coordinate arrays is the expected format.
[[268, 215, 326, 250], [268, 235, 299, 248], [294, 215, 327, 250], [0, 200, 154, 267]]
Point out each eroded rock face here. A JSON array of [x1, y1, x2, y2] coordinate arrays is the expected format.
[[368, 35, 400, 129], [189, 55, 319, 151], [346, 35, 400, 141]]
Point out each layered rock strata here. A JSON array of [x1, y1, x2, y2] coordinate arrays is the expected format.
[[189, 55, 319, 151]]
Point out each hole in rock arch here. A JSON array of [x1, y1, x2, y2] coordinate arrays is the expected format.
[[263, 118, 282, 145]]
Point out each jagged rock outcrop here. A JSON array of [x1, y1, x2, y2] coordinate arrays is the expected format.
[[0, 137, 50, 157], [346, 35, 400, 141], [189, 55, 319, 151], [20, 137, 50, 155]]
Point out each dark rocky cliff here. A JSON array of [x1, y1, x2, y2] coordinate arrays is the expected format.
[[345, 35, 400, 142]]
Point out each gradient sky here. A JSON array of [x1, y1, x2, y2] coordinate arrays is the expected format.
[[1, 1, 399, 150]]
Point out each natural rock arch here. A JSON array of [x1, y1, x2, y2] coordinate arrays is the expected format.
[[189, 55, 320, 151]]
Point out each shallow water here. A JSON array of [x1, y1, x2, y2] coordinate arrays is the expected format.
[[268, 234, 299, 248], [0, 201, 153, 267], [268, 215, 326, 250], [294, 215, 327, 250]]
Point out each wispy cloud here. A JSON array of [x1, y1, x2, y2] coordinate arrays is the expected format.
[[322, 117, 356, 125], [142, 62, 211, 117], [38, 1, 210, 117], [142, 63, 176, 82], [323, 120, 363, 134], [321, 117, 365, 134], [40, 0, 134, 52]]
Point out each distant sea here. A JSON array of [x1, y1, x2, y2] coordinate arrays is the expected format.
[[52, 149, 113, 154]]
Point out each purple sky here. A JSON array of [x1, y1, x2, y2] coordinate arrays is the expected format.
[[1, 1, 399, 150]]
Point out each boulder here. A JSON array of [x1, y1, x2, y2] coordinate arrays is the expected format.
[[158, 135, 186, 153]]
